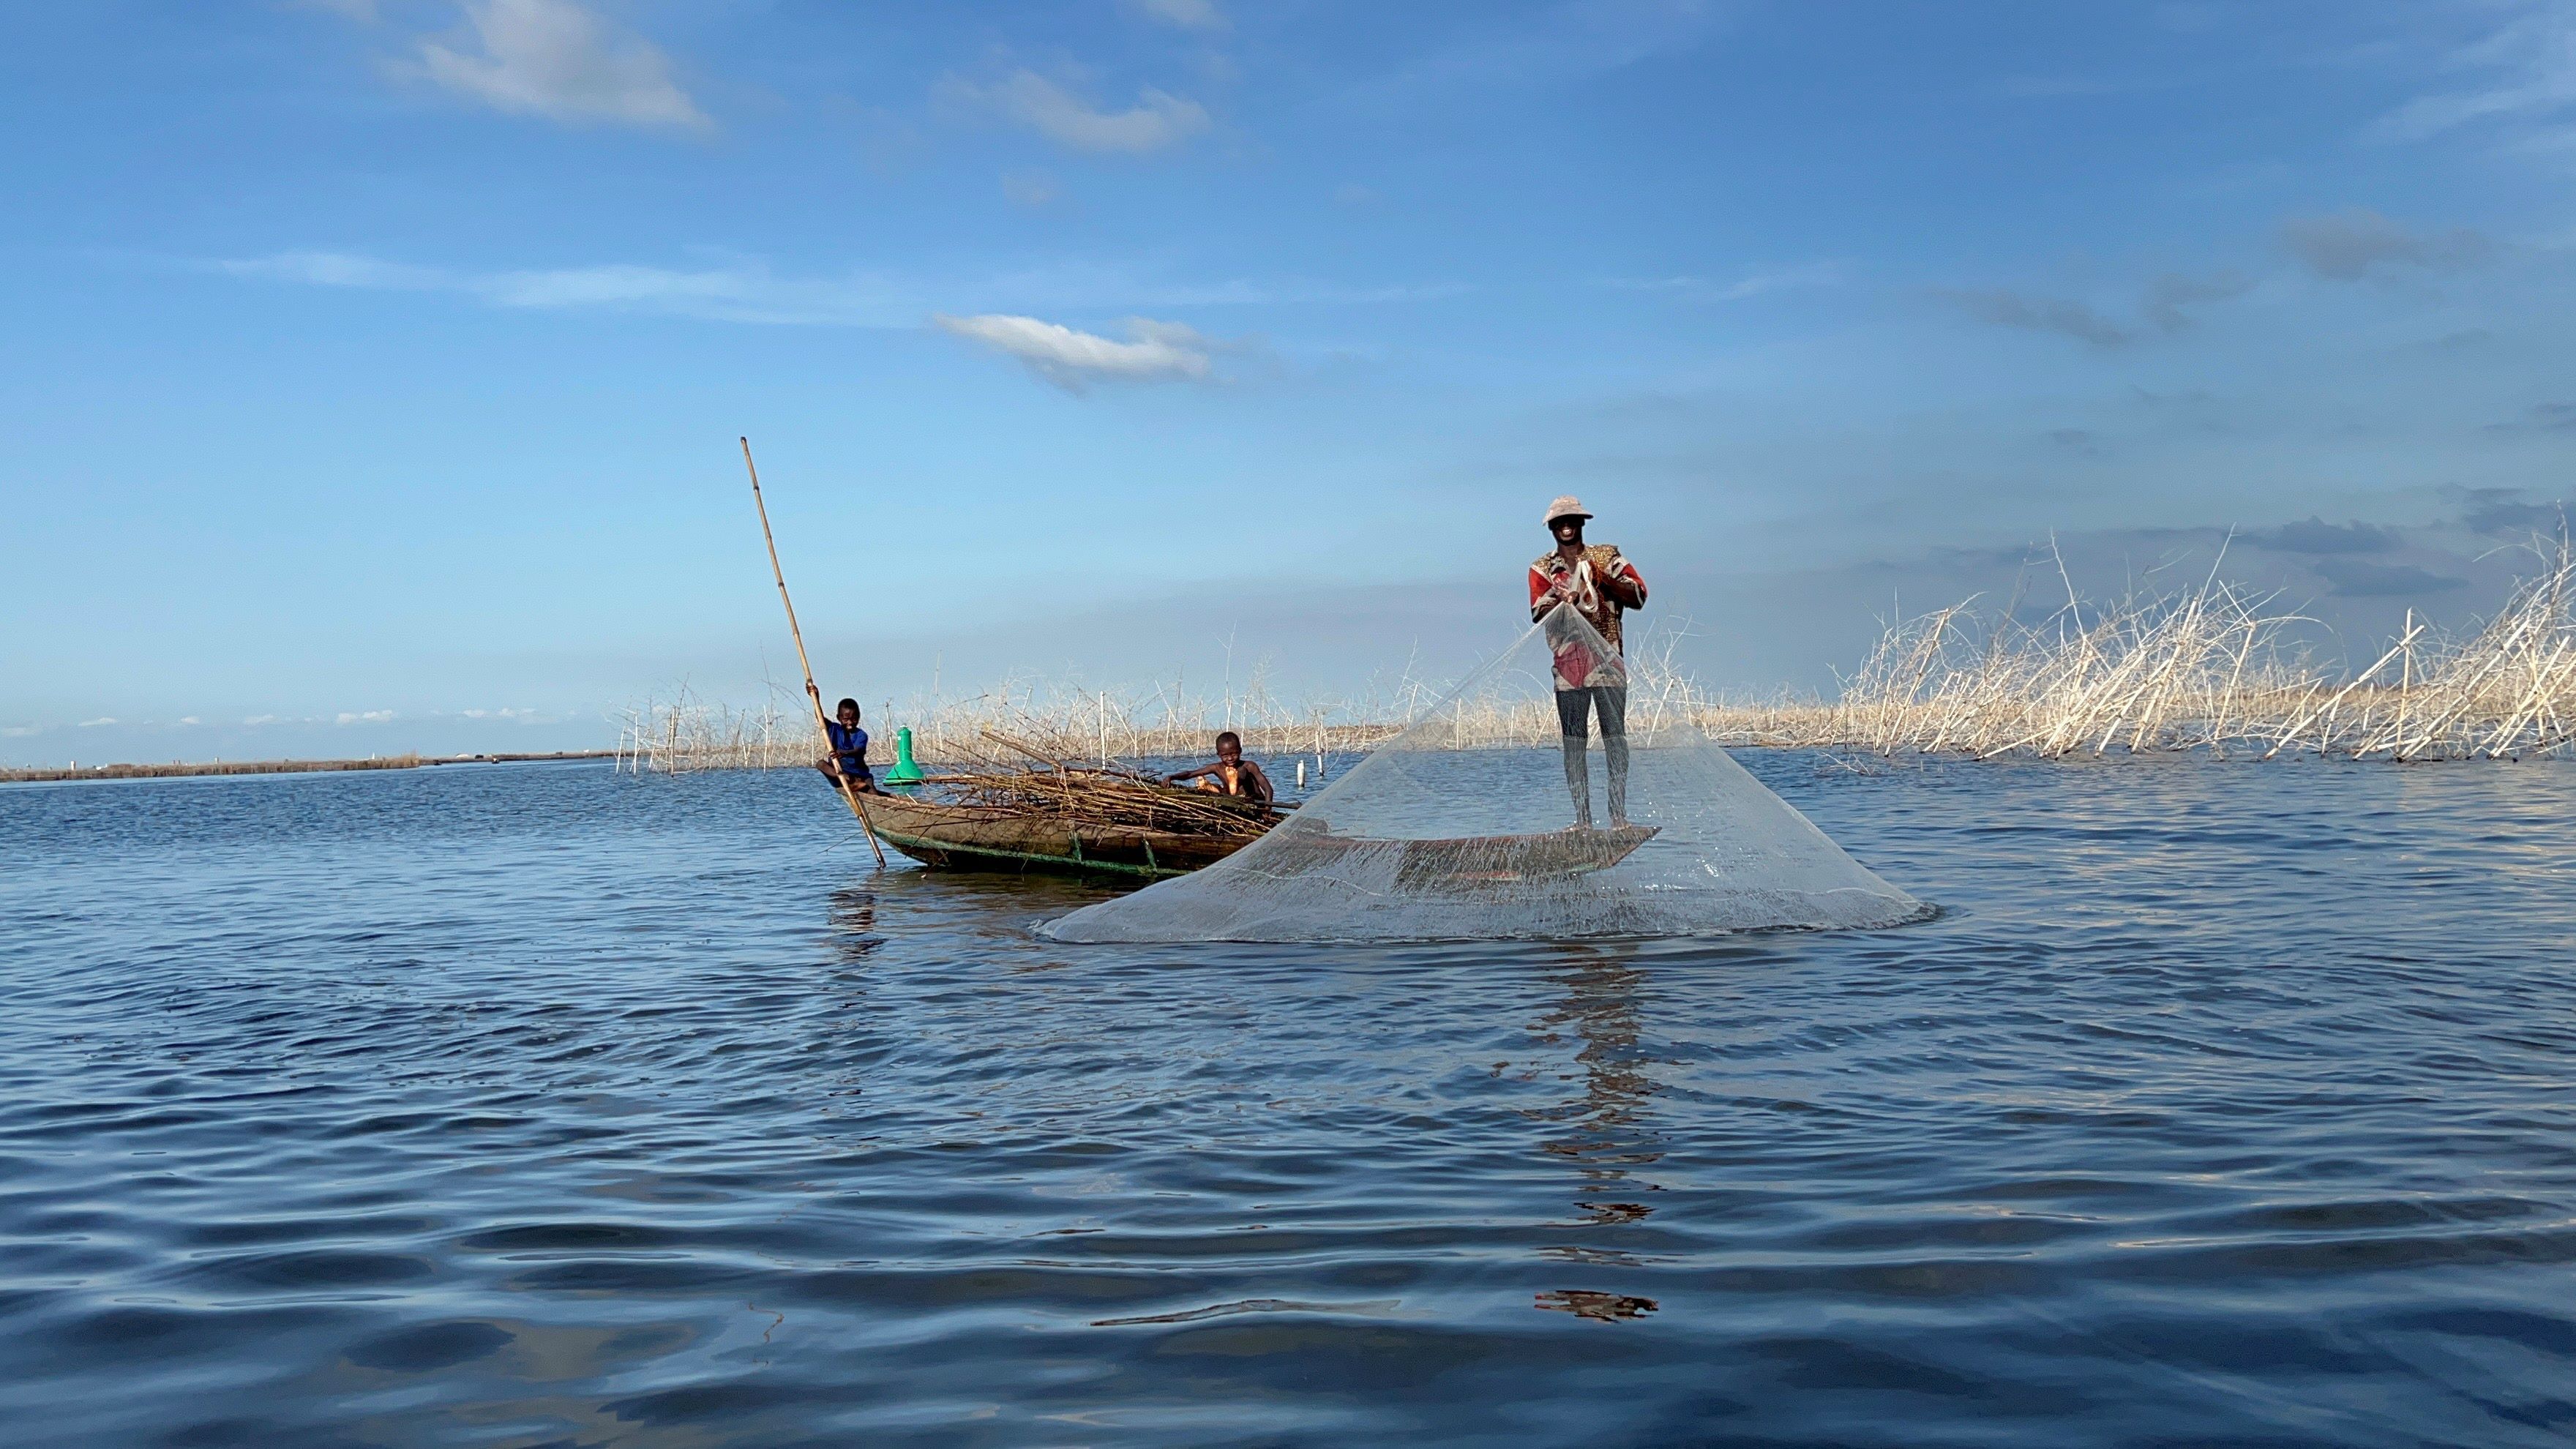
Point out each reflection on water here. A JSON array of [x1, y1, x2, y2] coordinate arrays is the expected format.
[[1532, 947, 1665, 1279], [4, 757, 2576, 1447], [826, 886, 882, 960], [1535, 1289, 1659, 1322]]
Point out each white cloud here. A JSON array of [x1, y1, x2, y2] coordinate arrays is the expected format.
[[244, 715, 281, 725], [217, 248, 1459, 323], [1, 725, 37, 738], [79, 717, 116, 727], [933, 313, 1216, 391], [1126, 0, 1228, 31], [409, 0, 708, 130], [2375, 1, 2576, 149], [219, 250, 913, 326], [954, 70, 1210, 153], [178, 716, 201, 725], [337, 710, 397, 724], [221, 252, 448, 291]]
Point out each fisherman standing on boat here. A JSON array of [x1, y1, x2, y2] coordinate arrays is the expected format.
[[817, 697, 878, 794], [1529, 496, 1646, 828]]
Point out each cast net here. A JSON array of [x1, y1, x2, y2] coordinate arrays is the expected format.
[[1039, 604, 1929, 944]]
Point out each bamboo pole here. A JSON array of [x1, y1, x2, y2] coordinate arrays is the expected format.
[[741, 437, 888, 869]]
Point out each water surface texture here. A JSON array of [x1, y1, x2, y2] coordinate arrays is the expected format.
[[4, 757, 2574, 1446]]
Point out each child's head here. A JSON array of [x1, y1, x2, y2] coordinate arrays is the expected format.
[[836, 697, 862, 726], [1215, 730, 1242, 763]]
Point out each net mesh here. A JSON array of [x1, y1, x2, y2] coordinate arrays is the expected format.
[[1039, 605, 1931, 944]]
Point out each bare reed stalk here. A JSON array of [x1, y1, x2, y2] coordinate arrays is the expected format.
[[1789, 535, 2576, 761], [620, 538, 2576, 771]]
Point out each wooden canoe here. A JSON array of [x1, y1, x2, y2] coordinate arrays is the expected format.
[[858, 789, 1262, 879], [855, 787, 1657, 888]]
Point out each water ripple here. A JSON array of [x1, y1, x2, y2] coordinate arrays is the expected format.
[[3, 757, 2575, 1445]]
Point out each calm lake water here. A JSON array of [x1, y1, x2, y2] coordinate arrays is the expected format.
[[4, 755, 2574, 1447]]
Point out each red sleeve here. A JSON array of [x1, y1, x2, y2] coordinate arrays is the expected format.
[[1621, 558, 1647, 604], [1529, 563, 1553, 615]]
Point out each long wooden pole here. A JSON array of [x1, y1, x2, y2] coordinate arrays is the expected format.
[[741, 436, 888, 869]]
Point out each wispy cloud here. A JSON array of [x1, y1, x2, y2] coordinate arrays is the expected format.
[[1002, 171, 1064, 208], [215, 248, 1458, 323], [1598, 262, 1841, 304], [402, 0, 707, 130], [933, 314, 1218, 392], [1942, 288, 2134, 347], [2140, 270, 2253, 329], [2279, 209, 2493, 280], [2250, 517, 2399, 555], [336, 710, 397, 725], [2455, 487, 2573, 534], [220, 250, 913, 325], [1943, 269, 2251, 347], [1354, 0, 1729, 100], [2313, 558, 2468, 597], [1126, 0, 1228, 32], [2485, 400, 2576, 433], [948, 70, 1210, 154], [2373, 1, 2576, 149]]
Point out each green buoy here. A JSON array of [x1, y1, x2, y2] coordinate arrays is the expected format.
[[884, 725, 926, 785]]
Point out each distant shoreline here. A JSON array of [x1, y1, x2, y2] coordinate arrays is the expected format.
[[0, 751, 617, 785]]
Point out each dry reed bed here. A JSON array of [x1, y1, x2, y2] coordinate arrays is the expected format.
[[1790, 540, 2576, 761], [1, 754, 430, 784], [622, 541, 2576, 771], [614, 643, 1718, 776]]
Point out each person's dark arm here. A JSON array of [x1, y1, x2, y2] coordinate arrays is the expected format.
[[1241, 760, 1274, 804], [1530, 564, 1566, 621], [1603, 557, 1647, 610], [1164, 763, 1219, 783]]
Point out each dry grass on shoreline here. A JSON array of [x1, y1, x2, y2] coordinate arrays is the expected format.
[[1772, 539, 2576, 762], [620, 539, 2576, 774], [0, 754, 429, 785], [0, 752, 620, 785]]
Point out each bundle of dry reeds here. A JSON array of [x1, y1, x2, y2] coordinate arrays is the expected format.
[[934, 767, 1276, 837], [928, 730, 1277, 838]]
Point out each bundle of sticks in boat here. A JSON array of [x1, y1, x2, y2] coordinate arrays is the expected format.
[[921, 731, 1279, 839]]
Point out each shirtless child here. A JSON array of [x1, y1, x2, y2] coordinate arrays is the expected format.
[[1164, 730, 1275, 805]]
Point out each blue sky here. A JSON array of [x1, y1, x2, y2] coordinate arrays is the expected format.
[[5, 0, 2575, 764]]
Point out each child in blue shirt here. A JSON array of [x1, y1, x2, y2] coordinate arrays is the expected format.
[[817, 697, 877, 793]]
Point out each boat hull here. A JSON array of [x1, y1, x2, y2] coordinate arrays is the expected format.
[[856, 791, 1254, 879]]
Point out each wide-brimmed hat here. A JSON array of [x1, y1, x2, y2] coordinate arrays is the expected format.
[[1543, 495, 1592, 527]]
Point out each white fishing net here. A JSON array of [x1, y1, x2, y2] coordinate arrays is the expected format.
[[1040, 604, 1930, 944]]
